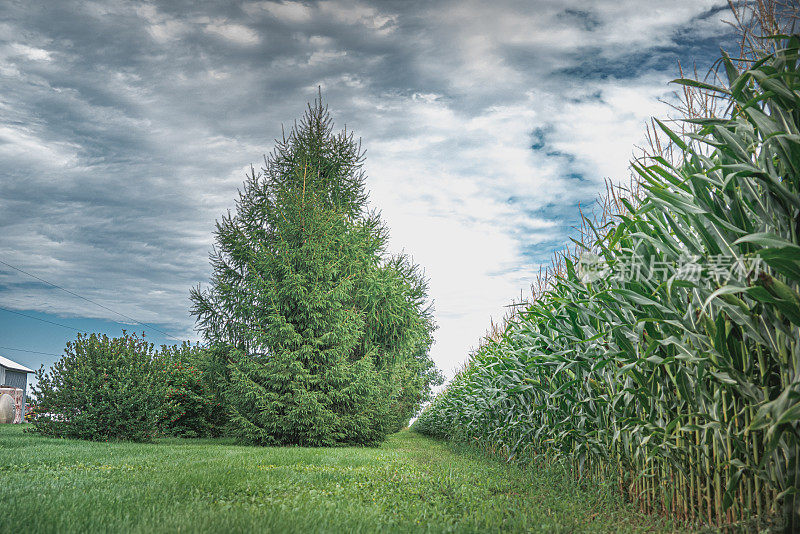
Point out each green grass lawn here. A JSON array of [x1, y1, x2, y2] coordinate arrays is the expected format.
[[0, 424, 672, 533]]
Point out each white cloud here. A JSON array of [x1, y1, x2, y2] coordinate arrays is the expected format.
[[308, 49, 347, 65], [6, 43, 52, 61], [592, 0, 727, 49], [0, 0, 736, 380], [0, 125, 79, 169], [318, 0, 398, 33], [204, 20, 260, 45], [245, 1, 313, 23], [137, 4, 190, 42], [149, 19, 189, 42]]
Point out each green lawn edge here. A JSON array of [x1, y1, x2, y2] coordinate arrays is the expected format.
[[0, 424, 675, 533]]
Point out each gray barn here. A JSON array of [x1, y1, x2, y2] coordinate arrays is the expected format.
[[0, 355, 34, 418]]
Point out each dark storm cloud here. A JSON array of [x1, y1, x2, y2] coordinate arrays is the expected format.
[[0, 0, 734, 355]]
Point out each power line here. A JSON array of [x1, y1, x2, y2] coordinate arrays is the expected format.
[[0, 259, 181, 341], [0, 306, 85, 332], [0, 345, 61, 357]]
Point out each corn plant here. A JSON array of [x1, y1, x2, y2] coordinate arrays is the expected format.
[[414, 37, 800, 530]]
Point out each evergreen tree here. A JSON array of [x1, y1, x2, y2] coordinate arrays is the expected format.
[[191, 96, 438, 445]]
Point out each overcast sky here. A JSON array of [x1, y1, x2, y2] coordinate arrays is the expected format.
[[0, 0, 737, 381]]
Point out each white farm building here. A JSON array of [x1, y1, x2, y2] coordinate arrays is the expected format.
[[0, 355, 34, 424]]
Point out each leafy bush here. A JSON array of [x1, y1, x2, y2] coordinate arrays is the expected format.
[[30, 332, 161, 442], [156, 343, 226, 438]]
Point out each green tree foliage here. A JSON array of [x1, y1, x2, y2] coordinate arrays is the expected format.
[[30, 332, 161, 442], [156, 343, 226, 438], [191, 96, 437, 445]]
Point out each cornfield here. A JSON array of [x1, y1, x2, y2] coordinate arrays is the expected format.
[[414, 32, 800, 531]]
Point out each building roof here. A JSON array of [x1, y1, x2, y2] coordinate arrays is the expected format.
[[0, 355, 34, 373]]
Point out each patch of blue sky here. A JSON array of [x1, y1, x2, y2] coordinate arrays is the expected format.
[[0, 309, 182, 389], [554, 11, 738, 83]]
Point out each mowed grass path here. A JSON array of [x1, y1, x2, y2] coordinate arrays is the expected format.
[[0, 425, 670, 533]]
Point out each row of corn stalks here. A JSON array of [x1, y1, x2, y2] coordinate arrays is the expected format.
[[414, 36, 800, 530]]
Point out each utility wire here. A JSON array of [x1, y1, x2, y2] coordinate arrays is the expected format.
[[0, 345, 61, 357], [0, 259, 181, 341], [0, 306, 86, 332]]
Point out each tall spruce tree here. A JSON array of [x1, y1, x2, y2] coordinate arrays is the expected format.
[[191, 96, 438, 445]]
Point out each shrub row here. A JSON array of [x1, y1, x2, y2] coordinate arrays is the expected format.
[[30, 332, 223, 441]]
